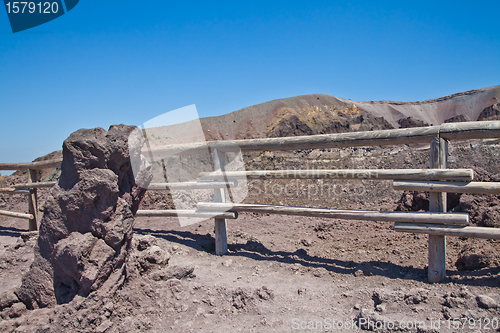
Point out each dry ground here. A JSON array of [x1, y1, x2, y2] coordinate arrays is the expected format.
[[0, 140, 499, 332], [0, 212, 499, 332]]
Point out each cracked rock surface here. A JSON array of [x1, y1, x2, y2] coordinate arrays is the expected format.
[[16, 125, 151, 309]]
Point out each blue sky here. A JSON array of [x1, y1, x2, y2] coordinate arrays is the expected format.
[[1, 1, 499, 169]]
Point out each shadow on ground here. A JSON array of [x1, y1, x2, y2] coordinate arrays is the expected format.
[[134, 228, 500, 287], [0, 225, 24, 238]]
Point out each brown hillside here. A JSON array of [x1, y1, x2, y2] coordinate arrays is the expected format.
[[349, 85, 500, 127], [200, 86, 500, 140]]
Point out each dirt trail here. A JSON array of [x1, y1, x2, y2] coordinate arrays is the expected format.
[[0, 211, 499, 332]]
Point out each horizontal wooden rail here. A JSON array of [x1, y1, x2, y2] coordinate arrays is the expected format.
[[439, 121, 500, 141], [394, 223, 500, 239], [197, 203, 469, 225], [0, 188, 31, 195], [147, 180, 237, 190], [1, 122, 499, 165], [200, 169, 474, 181], [0, 158, 62, 171], [0, 210, 33, 220], [393, 181, 500, 195], [143, 121, 500, 155], [14, 181, 57, 189], [135, 209, 238, 219]]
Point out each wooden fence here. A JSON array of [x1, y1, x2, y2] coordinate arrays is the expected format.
[[0, 159, 61, 231], [1, 121, 500, 283]]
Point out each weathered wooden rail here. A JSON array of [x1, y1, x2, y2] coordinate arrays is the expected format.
[[135, 209, 237, 219], [197, 203, 470, 225], [0, 159, 62, 231], [1, 121, 500, 283], [0, 159, 62, 171], [393, 180, 500, 195], [199, 169, 474, 181], [185, 120, 500, 283], [0, 210, 34, 220], [145, 121, 500, 155], [394, 223, 500, 240]]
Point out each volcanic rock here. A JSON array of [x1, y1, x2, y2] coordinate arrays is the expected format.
[[455, 239, 499, 271], [16, 125, 152, 309]]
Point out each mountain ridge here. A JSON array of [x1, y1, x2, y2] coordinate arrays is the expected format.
[[199, 85, 500, 140]]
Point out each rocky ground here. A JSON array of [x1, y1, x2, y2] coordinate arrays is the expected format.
[[0, 139, 499, 332]]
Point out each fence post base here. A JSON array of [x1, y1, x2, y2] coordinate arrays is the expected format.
[[212, 149, 228, 255], [214, 219, 228, 255], [428, 235, 446, 282]]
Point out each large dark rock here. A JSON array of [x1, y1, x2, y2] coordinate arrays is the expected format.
[[398, 117, 429, 128], [395, 191, 462, 213], [455, 240, 499, 271], [395, 191, 429, 212], [16, 125, 152, 309], [478, 102, 500, 121], [452, 194, 500, 227], [444, 115, 468, 123]]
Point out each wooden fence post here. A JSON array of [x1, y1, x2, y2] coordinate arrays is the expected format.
[[428, 137, 448, 282], [27, 169, 38, 231], [212, 148, 228, 255]]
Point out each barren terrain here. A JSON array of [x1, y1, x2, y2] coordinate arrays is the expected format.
[[1, 139, 499, 332]]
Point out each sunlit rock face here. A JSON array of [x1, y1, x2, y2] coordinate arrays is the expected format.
[[16, 125, 152, 309]]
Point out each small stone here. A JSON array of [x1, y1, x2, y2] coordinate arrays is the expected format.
[[256, 286, 274, 300], [312, 268, 323, 278], [7, 302, 27, 318], [222, 259, 233, 267], [300, 239, 312, 247], [0, 291, 20, 310], [202, 297, 216, 306], [151, 265, 195, 281], [20, 231, 38, 243], [174, 303, 189, 312], [476, 295, 497, 309], [138, 245, 170, 272], [95, 319, 113, 333], [133, 235, 157, 251], [354, 269, 364, 277]]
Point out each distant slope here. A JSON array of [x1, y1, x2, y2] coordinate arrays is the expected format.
[[200, 94, 393, 140], [200, 86, 500, 140], [200, 94, 348, 140], [348, 85, 500, 127]]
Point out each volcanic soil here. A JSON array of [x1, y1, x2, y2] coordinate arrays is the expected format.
[[0, 139, 499, 332]]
